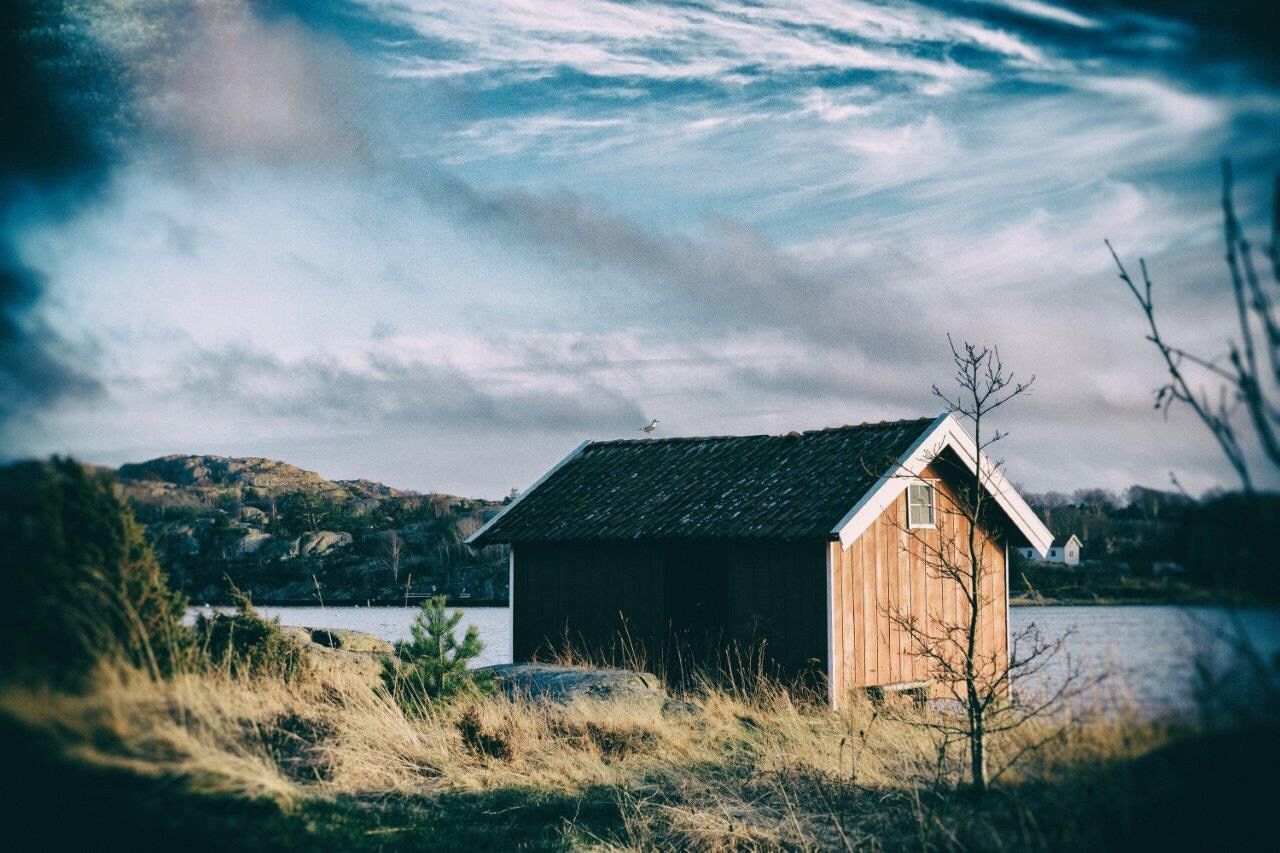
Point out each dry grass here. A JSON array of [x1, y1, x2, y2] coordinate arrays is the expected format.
[[0, 657, 1177, 851]]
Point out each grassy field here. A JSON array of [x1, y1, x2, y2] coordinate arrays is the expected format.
[[2, 649, 1274, 852]]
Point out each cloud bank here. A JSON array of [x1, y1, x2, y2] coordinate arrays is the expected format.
[[5, 0, 1279, 496]]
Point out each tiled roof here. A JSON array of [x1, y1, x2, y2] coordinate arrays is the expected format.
[[472, 417, 938, 544]]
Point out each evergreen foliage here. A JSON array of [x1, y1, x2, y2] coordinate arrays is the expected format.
[[0, 457, 190, 683], [381, 595, 492, 706], [193, 586, 310, 683]]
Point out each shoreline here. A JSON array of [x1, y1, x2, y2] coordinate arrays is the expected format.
[[191, 597, 1267, 609], [191, 596, 509, 608], [1009, 597, 1270, 607]]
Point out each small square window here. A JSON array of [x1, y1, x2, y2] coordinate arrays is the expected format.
[[907, 481, 935, 528]]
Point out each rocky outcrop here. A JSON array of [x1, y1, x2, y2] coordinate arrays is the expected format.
[[306, 627, 393, 654], [117, 453, 508, 605], [262, 537, 300, 561], [347, 498, 381, 516], [480, 663, 668, 709], [337, 478, 405, 499], [150, 522, 201, 557], [282, 626, 389, 684], [239, 506, 269, 525], [299, 531, 352, 557], [118, 454, 386, 500], [232, 528, 271, 556]]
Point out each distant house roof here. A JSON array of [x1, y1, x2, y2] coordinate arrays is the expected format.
[[467, 414, 1053, 553], [1020, 533, 1081, 553]]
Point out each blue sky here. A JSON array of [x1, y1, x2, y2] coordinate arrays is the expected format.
[[4, 0, 1278, 497]]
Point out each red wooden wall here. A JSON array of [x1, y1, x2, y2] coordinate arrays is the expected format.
[[827, 470, 1008, 705]]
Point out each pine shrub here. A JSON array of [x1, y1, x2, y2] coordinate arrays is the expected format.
[[381, 595, 492, 708]]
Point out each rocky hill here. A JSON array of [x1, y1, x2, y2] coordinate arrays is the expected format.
[[117, 455, 509, 605]]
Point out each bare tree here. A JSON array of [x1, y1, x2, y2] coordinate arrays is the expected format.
[[382, 531, 405, 584], [884, 338, 1086, 796], [1109, 162, 1280, 724], [265, 489, 279, 525], [1106, 161, 1280, 490]]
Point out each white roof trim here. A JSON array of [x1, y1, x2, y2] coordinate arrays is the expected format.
[[831, 413, 1053, 557], [464, 440, 590, 547], [828, 413, 947, 549]]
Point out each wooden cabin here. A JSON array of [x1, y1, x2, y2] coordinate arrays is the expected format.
[[468, 414, 1052, 706]]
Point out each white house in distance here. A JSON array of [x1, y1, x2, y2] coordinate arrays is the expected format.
[[1016, 534, 1081, 567]]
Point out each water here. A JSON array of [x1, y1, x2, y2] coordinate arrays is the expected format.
[[188, 604, 515, 669], [1010, 605, 1279, 716], [189, 603, 1280, 716]]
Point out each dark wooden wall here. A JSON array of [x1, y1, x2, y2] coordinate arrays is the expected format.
[[512, 539, 826, 683]]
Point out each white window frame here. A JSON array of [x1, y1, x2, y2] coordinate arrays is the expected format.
[[906, 479, 937, 529]]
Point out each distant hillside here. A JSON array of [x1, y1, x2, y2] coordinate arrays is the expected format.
[[117, 455, 509, 605], [1015, 484, 1278, 602], [117, 455, 415, 501]]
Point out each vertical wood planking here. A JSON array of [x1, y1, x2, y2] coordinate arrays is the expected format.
[[829, 542, 841, 698], [581, 545, 597, 651], [888, 518, 901, 685], [837, 542, 849, 687], [855, 527, 865, 681], [926, 516, 942, 670], [878, 518, 893, 685], [824, 470, 1011, 692], [908, 510, 925, 681], [875, 518, 890, 686], [784, 543, 801, 673], [622, 546, 640, 653], [994, 539, 1007, 672], [897, 513, 912, 680], [836, 542, 849, 688], [984, 536, 995, 673], [513, 550, 526, 659]]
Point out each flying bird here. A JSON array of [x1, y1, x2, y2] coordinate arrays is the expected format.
[[639, 419, 659, 434]]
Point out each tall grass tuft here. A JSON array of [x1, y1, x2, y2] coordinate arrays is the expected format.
[[192, 586, 310, 683]]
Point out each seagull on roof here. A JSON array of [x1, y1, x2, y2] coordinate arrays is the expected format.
[[638, 418, 659, 434]]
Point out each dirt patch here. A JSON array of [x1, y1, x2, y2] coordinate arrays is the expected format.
[[550, 718, 657, 761], [245, 713, 335, 782], [456, 709, 514, 762]]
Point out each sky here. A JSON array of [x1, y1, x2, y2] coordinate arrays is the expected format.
[[3, 0, 1278, 499]]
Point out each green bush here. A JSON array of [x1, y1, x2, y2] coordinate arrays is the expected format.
[[0, 457, 190, 684], [381, 596, 492, 708], [194, 587, 309, 683]]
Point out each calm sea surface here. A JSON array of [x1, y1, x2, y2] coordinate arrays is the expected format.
[[188, 604, 1280, 716]]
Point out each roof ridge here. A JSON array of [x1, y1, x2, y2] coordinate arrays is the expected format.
[[586, 415, 935, 448]]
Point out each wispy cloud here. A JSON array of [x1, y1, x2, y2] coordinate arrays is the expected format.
[[372, 0, 1018, 87], [7, 0, 1279, 494], [979, 0, 1102, 30], [174, 341, 646, 433]]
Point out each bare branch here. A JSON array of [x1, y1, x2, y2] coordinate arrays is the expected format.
[[1107, 162, 1280, 488]]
